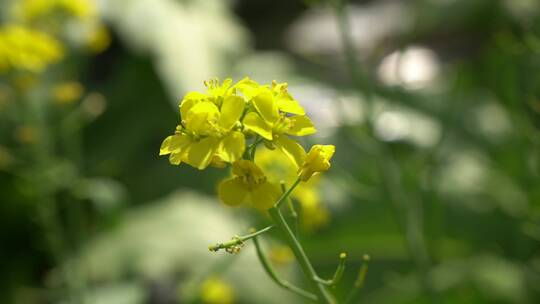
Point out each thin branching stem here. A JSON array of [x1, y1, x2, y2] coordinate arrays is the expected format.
[[269, 181, 336, 304], [331, 253, 347, 287], [252, 234, 318, 302], [343, 254, 370, 304], [281, 181, 299, 239], [208, 226, 273, 252], [274, 178, 301, 209]]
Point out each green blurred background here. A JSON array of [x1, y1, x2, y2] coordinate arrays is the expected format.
[[1, 0, 540, 303]]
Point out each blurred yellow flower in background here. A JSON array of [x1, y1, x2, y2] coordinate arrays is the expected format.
[[12, 74, 38, 91], [0, 146, 14, 170], [85, 24, 111, 54], [52, 81, 84, 104], [0, 24, 64, 73], [12, 0, 96, 23], [14, 125, 39, 144], [200, 277, 235, 304], [9, 0, 110, 55], [269, 245, 294, 266]]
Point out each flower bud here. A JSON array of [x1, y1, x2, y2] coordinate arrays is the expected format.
[[298, 145, 335, 181]]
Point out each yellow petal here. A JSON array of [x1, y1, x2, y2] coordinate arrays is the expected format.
[[250, 182, 281, 210], [277, 97, 305, 115], [255, 147, 298, 183], [272, 81, 305, 115], [169, 150, 187, 165], [180, 91, 208, 119], [286, 115, 317, 136], [234, 77, 261, 100], [184, 137, 220, 170], [160, 136, 173, 155], [219, 95, 244, 130], [275, 135, 306, 168], [252, 89, 279, 124], [218, 178, 248, 207], [159, 133, 190, 155], [217, 131, 245, 163], [185, 101, 220, 134], [243, 112, 273, 140]]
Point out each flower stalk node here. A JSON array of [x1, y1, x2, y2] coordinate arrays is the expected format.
[[208, 226, 274, 253]]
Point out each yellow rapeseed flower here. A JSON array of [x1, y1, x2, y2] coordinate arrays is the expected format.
[[218, 160, 281, 210], [160, 77, 319, 173], [298, 145, 335, 182], [0, 25, 64, 73]]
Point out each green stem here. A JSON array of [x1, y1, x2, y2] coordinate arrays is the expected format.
[[313, 253, 347, 287], [343, 254, 370, 304], [247, 135, 262, 161], [18, 92, 84, 303], [252, 234, 317, 301], [330, 253, 347, 287], [281, 181, 299, 238], [274, 178, 301, 209], [268, 206, 335, 304], [208, 226, 273, 252]]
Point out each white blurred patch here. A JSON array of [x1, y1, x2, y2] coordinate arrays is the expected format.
[[440, 151, 487, 195], [232, 52, 297, 85], [98, 0, 249, 103], [374, 111, 410, 141], [377, 46, 440, 89], [373, 106, 441, 148], [436, 149, 528, 216], [290, 82, 442, 147], [502, 0, 539, 21], [286, 84, 367, 138], [337, 94, 366, 125], [287, 83, 340, 138], [470, 102, 512, 142], [76, 191, 297, 303], [285, 2, 411, 56]]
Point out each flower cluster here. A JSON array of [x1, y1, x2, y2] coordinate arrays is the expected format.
[[10, 0, 110, 54], [12, 0, 96, 22], [0, 25, 64, 73], [0, 0, 110, 75], [160, 77, 335, 210], [160, 78, 315, 169]]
